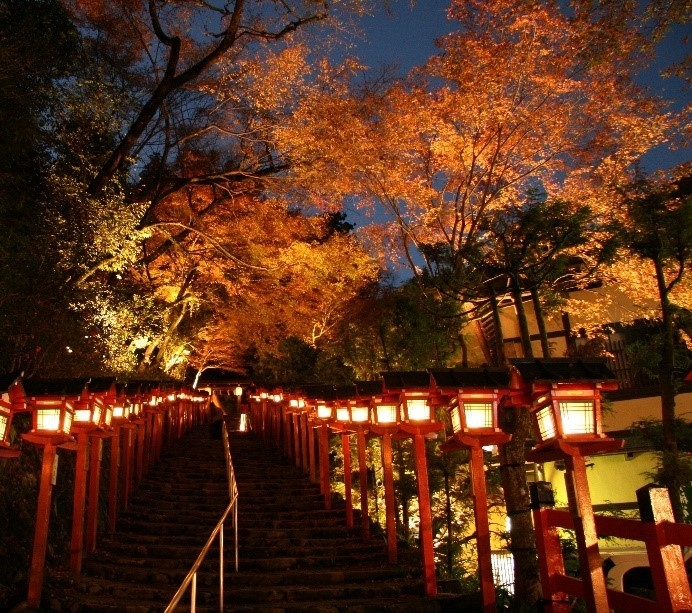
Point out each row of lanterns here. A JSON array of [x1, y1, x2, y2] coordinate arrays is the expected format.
[[245, 359, 620, 611], [0, 375, 212, 608], [249, 359, 617, 451]]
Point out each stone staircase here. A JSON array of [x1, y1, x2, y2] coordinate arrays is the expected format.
[[44, 423, 473, 612]]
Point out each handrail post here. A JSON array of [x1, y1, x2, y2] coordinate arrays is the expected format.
[[530, 482, 570, 613], [219, 522, 224, 612], [637, 485, 692, 611]]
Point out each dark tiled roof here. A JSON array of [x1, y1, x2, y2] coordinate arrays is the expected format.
[[298, 384, 358, 401], [87, 377, 117, 393], [355, 380, 384, 397], [430, 367, 511, 389], [23, 378, 90, 398], [510, 358, 616, 382]]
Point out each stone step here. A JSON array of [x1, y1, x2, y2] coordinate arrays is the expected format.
[[44, 426, 463, 612]]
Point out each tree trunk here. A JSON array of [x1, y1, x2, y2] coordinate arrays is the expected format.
[[655, 259, 684, 521], [531, 286, 551, 357], [498, 404, 541, 608], [510, 274, 533, 358], [489, 286, 506, 366]]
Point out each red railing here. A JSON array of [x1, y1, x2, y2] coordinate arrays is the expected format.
[[532, 484, 692, 613]]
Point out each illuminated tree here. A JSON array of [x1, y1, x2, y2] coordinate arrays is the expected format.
[[282, 0, 686, 604]]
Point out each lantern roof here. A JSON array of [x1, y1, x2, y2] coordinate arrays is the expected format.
[[23, 378, 90, 400], [510, 358, 617, 384], [355, 380, 383, 397], [0, 374, 26, 409], [430, 367, 510, 390], [298, 384, 358, 401], [380, 371, 431, 391]]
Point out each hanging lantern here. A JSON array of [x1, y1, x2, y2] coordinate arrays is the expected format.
[[371, 400, 399, 426], [530, 384, 605, 445], [401, 393, 433, 423]]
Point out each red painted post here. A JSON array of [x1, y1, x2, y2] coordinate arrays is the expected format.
[[318, 423, 331, 510], [27, 443, 58, 608], [85, 437, 103, 553], [412, 433, 437, 596], [292, 412, 301, 467], [69, 431, 89, 573], [381, 432, 397, 564], [562, 450, 609, 613], [121, 424, 135, 510], [469, 444, 496, 612], [308, 419, 317, 484], [637, 485, 692, 611], [135, 420, 145, 483], [301, 413, 309, 473], [341, 432, 354, 529], [530, 494, 571, 613], [108, 426, 120, 532], [356, 428, 369, 539]]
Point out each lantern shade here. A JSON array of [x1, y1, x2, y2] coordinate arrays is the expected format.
[[0, 405, 11, 445], [234, 386, 243, 397], [449, 391, 501, 435], [315, 403, 333, 420], [372, 401, 399, 425], [402, 397, 432, 423], [335, 404, 350, 422], [102, 405, 113, 427], [112, 405, 126, 419], [349, 403, 369, 424], [33, 401, 74, 436], [531, 387, 601, 445]]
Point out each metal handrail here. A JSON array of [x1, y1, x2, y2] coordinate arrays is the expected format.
[[164, 421, 239, 612]]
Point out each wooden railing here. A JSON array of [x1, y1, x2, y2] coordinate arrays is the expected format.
[[531, 483, 692, 612], [164, 420, 239, 613]]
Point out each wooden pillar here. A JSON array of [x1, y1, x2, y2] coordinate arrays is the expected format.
[[381, 432, 397, 564], [69, 431, 89, 573], [412, 433, 437, 596], [357, 428, 369, 539], [341, 432, 353, 529], [292, 413, 301, 467], [135, 420, 145, 483], [530, 485, 570, 613], [637, 485, 692, 610], [121, 424, 135, 511], [300, 413, 309, 473], [318, 424, 331, 510], [308, 420, 317, 484], [563, 451, 608, 612], [85, 437, 103, 553], [27, 443, 58, 608], [469, 444, 496, 611], [108, 426, 121, 533]]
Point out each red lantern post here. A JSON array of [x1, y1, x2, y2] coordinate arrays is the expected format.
[[23, 389, 75, 608], [513, 358, 622, 613], [433, 368, 512, 613]]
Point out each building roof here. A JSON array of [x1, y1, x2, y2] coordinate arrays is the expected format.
[[510, 358, 617, 383]]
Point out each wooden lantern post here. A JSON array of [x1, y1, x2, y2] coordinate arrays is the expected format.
[[381, 371, 444, 597], [513, 358, 622, 613], [433, 367, 512, 612], [23, 391, 75, 608], [369, 396, 402, 564]]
